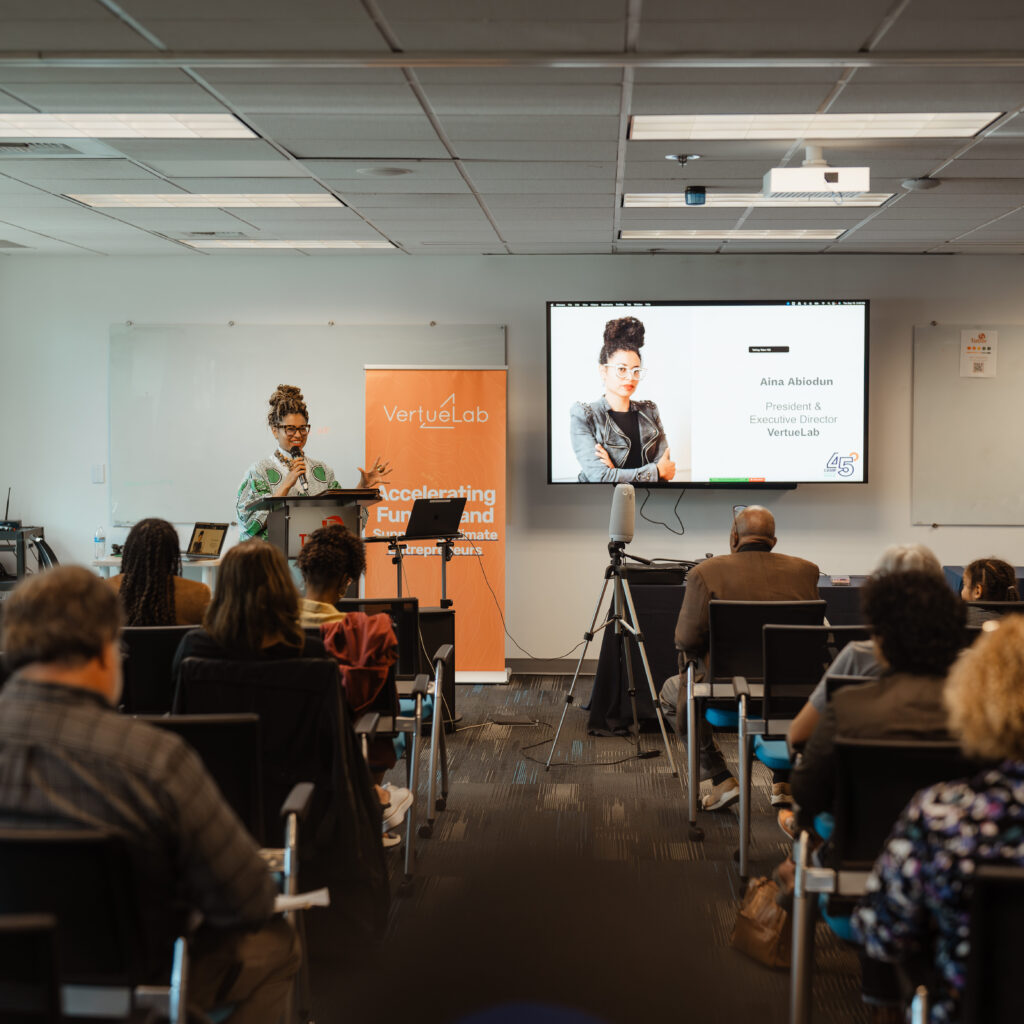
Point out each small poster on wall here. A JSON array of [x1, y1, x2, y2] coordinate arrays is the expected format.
[[960, 328, 997, 377]]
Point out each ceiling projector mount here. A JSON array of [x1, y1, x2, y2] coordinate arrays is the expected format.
[[763, 145, 869, 200]]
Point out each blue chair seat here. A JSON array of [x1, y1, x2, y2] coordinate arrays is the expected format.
[[704, 707, 738, 728], [819, 895, 856, 941], [753, 736, 791, 772]]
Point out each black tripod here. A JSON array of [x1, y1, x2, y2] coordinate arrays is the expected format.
[[544, 541, 685, 792]]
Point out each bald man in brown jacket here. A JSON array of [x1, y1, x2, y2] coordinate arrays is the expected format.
[[672, 505, 820, 810]]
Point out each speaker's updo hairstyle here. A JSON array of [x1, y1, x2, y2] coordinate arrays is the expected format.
[[267, 384, 309, 428], [599, 317, 645, 364]]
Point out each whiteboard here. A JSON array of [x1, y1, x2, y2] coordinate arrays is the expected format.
[[109, 323, 505, 525], [912, 323, 1024, 525]]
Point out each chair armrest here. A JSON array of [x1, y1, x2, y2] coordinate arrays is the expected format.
[[354, 711, 381, 740], [279, 782, 314, 822], [397, 673, 430, 698], [432, 643, 454, 663], [732, 675, 751, 699]]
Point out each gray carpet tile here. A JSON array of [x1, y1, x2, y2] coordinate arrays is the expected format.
[[309, 676, 869, 1024]]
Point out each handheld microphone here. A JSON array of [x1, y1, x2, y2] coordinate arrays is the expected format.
[[289, 445, 309, 493], [608, 483, 635, 544]]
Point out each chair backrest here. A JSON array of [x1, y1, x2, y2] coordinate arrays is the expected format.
[[0, 913, 61, 1022], [120, 625, 194, 714], [136, 713, 265, 844], [334, 597, 419, 677], [966, 600, 1024, 614], [0, 829, 154, 989], [174, 657, 341, 835], [707, 599, 827, 684], [832, 737, 982, 867], [761, 624, 846, 726], [825, 674, 876, 702], [962, 865, 1024, 1024], [174, 654, 390, 940]]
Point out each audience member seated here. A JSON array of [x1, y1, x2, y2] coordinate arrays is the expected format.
[[787, 544, 945, 754], [0, 566, 299, 1021], [107, 517, 210, 625], [296, 525, 413, 848], [663, 504, 820, 810], [853, 614, 1024, 1023], [171, 539, 326, 681], [790, 569, 964, 833], [961, 555, 1020, 625]]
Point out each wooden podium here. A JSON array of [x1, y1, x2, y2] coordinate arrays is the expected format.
[[246, 490, 380, 559]]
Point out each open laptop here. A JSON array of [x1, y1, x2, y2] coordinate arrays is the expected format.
[[182, 522, 229, 560], [402, 497, 466, 540]]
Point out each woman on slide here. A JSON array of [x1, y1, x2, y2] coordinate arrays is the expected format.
[[569, 316, 675, 483], [236, 384, 391, 540]]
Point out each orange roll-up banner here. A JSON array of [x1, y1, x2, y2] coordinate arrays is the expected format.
[[364, 368, 507, 677]]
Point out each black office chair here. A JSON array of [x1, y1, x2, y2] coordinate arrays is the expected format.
[[0, 913, 62, 1023], [790, 737, 985, 1024], [823, 673, 877, 702], [173, 657, 391, 937], [0, 828, 188, 1022], [685, 599, 827, 838], [138, 712, 315, 1024], [732, 623, 869, 878], [120, 625, 193, 714], [914, 864, 1024, 1024]]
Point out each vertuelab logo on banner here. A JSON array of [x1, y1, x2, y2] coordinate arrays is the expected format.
[[381, 392, 490, 427]]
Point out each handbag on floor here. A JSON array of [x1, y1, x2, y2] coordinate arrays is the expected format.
[[730, 876, 792, 969]]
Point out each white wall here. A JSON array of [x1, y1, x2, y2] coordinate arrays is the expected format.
[[3, 252, 1024, 658]]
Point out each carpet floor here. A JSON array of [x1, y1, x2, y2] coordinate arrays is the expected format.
[[309, 675, 868, 1024]]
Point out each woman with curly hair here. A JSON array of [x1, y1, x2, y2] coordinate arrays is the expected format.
[[296, 524, 366, 626], [854, 615, 1024, 1023], [297, 524, 413, 844], [235, 384, 392, 540], [568, 316, 675, 483], [107, 517, 210, 626], [170, 539, 326, 680]]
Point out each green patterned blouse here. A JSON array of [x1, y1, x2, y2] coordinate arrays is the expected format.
[[235, 449, 341, 540]]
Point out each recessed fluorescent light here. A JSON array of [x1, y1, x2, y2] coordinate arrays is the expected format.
[[69, 193, 341, 208], [179, 239, 394, 249], [0, 114, 255, 139], [623, 192, 893, 208], [629, 113, 1000, 140], [620, 229, 844, 240]]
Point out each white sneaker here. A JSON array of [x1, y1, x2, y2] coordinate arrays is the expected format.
[[381, 783, 414, 830], [701, 776, 739, 812]]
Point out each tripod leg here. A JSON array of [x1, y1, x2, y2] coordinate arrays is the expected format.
[[619, 630, 642, 754], [618, 579, 684, 787], [544, 576, 612, 770], [686, 662, 704, 841], [738, 695, 750, 878]]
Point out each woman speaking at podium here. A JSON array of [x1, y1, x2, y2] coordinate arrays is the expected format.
[[236, 384, 390, 540]]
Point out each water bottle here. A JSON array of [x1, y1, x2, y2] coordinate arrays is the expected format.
[[93, 527, 106, 560]]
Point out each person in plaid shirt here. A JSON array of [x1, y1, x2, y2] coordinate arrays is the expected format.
[[0, 565, 300, 1023]]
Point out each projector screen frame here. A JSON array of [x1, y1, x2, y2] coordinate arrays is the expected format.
[[546, 298, 870, 490]]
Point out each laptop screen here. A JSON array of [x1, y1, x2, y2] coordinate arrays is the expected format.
[[184, 522, 229, 557]]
